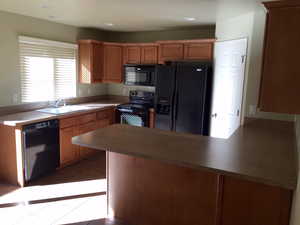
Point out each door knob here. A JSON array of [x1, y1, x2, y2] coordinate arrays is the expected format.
[[211, 113, 217, 118]]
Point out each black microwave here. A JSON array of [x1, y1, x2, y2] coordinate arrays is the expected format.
[[124, 64, 156, 86]]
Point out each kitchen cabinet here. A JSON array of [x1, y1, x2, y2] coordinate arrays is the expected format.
[[259, 1, 300, 114], [157, 39, 215, 64], [78, 40, 123, 84], [78, 122, 97, 159], [124, 45, 141, 64], [158, 42, 184, 64], [184, 42, 213, 60], [141, 45, 158, 64], [103, 43, 123, 83], [60, 126, 79, 165], [78, 40, 103, 83], [124, 44, 158, 64], [59, 108, 115, 167]]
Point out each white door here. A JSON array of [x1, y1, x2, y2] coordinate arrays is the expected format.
[[210, 38, 247, 139]]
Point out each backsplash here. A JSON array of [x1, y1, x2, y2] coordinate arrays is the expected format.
[[107, 84, 155, 96]]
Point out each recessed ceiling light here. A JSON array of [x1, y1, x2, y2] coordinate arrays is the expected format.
[[105, 23, 114, 26], [184, 17, 196, 21]]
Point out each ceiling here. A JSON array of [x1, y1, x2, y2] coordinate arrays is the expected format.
[[0, 0, 271, 32], [0, 0, 218, 31]]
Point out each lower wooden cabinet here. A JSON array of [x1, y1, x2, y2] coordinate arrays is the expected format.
[[59, 108, 115, 167], [60, 126, 79, 165], [78, 122, 98, 159]]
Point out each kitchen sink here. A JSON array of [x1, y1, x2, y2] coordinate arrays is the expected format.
[[36, 105, 91, 115]]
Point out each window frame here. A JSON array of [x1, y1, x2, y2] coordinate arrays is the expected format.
[[19, 36, 78, 103]]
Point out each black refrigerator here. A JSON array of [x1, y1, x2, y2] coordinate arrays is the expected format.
[[154, 61, 213, 135]]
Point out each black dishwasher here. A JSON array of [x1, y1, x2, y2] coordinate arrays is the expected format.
[[23, 120, 60, 182]]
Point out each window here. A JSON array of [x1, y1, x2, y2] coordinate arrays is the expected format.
[[19, 36, 77, 103]]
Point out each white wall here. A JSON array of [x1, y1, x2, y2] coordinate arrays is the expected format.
[[0, 10, 108, 106], [215, 0, 294, 122]]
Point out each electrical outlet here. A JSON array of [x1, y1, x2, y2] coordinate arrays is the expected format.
[[249, 105, 257, 116]]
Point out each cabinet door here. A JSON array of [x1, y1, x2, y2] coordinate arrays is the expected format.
[[104, 44, 123, 83], [124, 46, 141, 64], [60, 127, 79, 166], [78, 122, 97, 159], [141, 46, 158, 64], [184, 43, 213, 60], [78, 42, 93, 83], [259, 4, 300, 113], [92, 43, 104, 82], [158, 43, 184, 64]]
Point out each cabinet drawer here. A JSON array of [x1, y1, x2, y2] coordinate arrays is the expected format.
[[77, 113, 96, 125], [60, 117, 77, 129], [97, 109, 112, 120]]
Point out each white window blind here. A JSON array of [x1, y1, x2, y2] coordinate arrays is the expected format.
[[19, 36, 77, 103]]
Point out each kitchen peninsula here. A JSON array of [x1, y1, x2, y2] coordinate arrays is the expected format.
[[72, 118, 297, 225]]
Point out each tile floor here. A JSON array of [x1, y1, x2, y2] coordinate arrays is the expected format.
[[0, 152, 108, 225]]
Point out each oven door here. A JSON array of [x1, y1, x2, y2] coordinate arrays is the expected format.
[[124, 65, 155, 86], [118, 109, 149, 127]]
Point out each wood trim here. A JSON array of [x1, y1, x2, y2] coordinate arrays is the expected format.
[[0, 125, 19, 186], [156, 39, 216, 44], [258, 10, 270, 109], [263, 0, 300, 9], [123, 43, 159, 47], [149, 108, 155, 128], [103, 42, 125, 46], [78, 39, 102, 44]]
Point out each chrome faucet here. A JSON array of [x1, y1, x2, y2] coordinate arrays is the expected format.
[[53, 99, 66, 108]]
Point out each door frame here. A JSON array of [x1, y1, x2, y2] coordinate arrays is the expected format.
[[211, 37, 249, 138]]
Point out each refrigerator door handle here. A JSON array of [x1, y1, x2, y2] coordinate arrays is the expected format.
[[173, 91, 179, 129]]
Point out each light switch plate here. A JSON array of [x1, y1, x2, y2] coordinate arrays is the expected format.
[[13, 94, 18, 104]]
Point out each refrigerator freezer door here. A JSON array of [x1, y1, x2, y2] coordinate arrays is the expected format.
[[174, 64, 209, 135], [154, 65, 176, 131]]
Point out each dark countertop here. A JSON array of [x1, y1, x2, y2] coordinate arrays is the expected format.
[[0, 96, 128, 127], [72, 119, 298, 190]]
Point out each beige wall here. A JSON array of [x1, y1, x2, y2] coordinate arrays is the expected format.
[[0, 10, 109, 106], [106, 26, 215, 43]]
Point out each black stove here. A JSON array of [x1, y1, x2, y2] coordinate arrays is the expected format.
[[117, 90, 154, 127]]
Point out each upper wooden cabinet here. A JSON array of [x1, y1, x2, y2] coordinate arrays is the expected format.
[[78, 40, 123, 84], [78, 40, 103, 83], [259, 1, 300, 114], [123, 44, 158, 64], [158, 42, 184, 64], [103, 43, 123, 83], [184, 42, 213, 60], [124, 45, 141, 64], [141, 45, 158, 64], [157, 39, 215, 64]]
